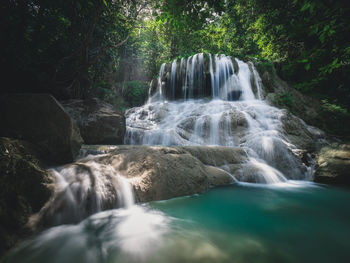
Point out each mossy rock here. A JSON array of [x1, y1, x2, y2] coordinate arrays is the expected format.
[[0, 137, 53, 258]]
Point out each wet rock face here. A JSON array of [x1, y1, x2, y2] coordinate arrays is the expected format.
[[125, 97, 321, 181], [125, 100, 250, 146], [36, 162, 121, 228], [0, 137, 53, 257], [279, 110, 326, 151], [61, 98, 126, 145], [104, 146, 244, 202], [31, 145, 245, 229], [314, 143, 350, 186], [56, 145, 247, 204], [0, 94, 83, 164]]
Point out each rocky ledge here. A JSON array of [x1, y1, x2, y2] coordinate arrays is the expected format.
[[61, 98, 126, 145], [314, 143, 350, 186], [100, 145, 246, 202], [31, 145, 250, 228]]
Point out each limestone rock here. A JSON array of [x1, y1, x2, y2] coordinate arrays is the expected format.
[[34, 145, 244, 228], [181, 146, 247, 166], [61, 98, 125, 145], [204, 165, 235, 185], [314, 143, 350, 186], [0, 94, 83, 164], [79, 145, 248, 202], [279, 110, 319, 151]]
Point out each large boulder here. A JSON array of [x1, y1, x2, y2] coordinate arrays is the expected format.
[[0, 137, 53, 257], [101, 146, 245, 202], [61, 98, 126, 145], [33, 145, 246, 227], [46, 145, 246, 205], [314, 143, 350, 186], [0, 94, 83, 164]]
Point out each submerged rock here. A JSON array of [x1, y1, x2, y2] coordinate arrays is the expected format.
[[61, 98, 126, 145], [314, 143, 350, 186], [0, 137, 53, 257], [0, 94, 83, 164]]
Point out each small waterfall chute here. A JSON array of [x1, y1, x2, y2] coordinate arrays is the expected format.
[[117, 174, 135, 209], [36, 159, 136, 226]]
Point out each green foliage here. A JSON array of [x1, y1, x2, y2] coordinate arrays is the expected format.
[[240, 0, 350, 112], [1, 0, 349, 135], [274, 92, 295, 110], [256, 62, 274, 74], [321, 100, 348, 117], [320, 100, 350, 135], [0, 0, 142, 99], [88, 81, 112, 100], [119, 81, 149, 108]]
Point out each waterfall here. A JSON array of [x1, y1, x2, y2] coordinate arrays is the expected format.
[[180, 57, 186, 98], [249, 61, 263, 100], [38, 158, 135, 226], [117, 174, 135, 208], [149, 53, 260, 101], [152, 63, 166, 102], [209, 54, 215, 97], [170, 59, 177, 100], [184, 57, 191, 100], [126, 53, 312, 184], [189, 54, 197, 99], [237, 59, 256, 100]]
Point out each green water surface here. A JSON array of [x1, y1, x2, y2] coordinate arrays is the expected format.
[[4, 182, 350, 263]]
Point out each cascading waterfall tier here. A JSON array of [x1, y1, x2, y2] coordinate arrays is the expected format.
[[149, 53, 261, 102], [126, 53, 313, 183], [35, 156, 136, 227]]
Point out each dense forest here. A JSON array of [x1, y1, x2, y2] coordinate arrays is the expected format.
[[1, 0, 349, 134]]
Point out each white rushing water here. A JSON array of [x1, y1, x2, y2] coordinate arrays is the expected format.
[[38, 157, 136, 226], [125, 54, 312, 184]]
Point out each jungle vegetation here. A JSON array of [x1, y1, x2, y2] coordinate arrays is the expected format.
[[1, 0, 349, 134]]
